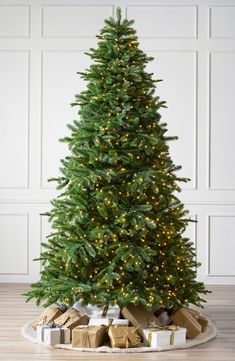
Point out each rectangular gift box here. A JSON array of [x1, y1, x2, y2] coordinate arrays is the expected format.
[[170, 308, 201, 339], [72, 325, 107, 348], [32, 306, 62, 330], [72, 302, 120, 318], [108, 326, 141, 348], [121, 303, 161, 338], [54, 308, 89, 330], [184, 307, 209, 332], [37, 325, 70, 346], [143, 326, 186, 348], [143, 328, 171, 347], [88, 317, 129, 326]]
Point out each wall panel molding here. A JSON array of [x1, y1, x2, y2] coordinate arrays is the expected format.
[[126, 5, 198, 38], [0, 213, 29, 275], [207, 215, 235, 277], [0, 50, 30, 189], [0, 5, 30, 38]]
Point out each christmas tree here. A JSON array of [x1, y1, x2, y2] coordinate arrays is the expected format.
[[25, 8, 209, 309]]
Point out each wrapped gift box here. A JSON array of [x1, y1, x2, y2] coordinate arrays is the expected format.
[[32, 306, 62, 330], [170, 326, 186, 345], [197, 314, 209, 332], [121, 303, 160, 338], [37, 324, 70, 346], [54, 308, 89, 330], [88, 317, 129, 326], [170, 308, 201, 339], [72, 301, 120, 318], [108, 326, 141, 348], [72, 325, 107, 348], [184, 307, 209, 332], [143, 328, 171, 347], [143, 326, 186, 348]]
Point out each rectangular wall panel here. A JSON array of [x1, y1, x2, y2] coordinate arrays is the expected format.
[[0, 51, 29, 188], [147, 52, 197, 189], [209, 52, 235, 189], [42, 5, 113, 37], [210, 6, 235, 38], [127, 6, 197, 38], [0, 5, 29, 37], [208, 216, 235, 276], [41, 51, 90, 188], [0, 214, 28, 274]]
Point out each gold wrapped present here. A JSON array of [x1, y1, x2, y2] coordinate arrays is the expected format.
[[72, 325, 107, 348], [170, 308, 201, 339], [54, 308, 89, 330], [121, 304, 160, 338], [108, 326, 141, 348], [31, 306, 62, 331], [184, 307, 209, 332]]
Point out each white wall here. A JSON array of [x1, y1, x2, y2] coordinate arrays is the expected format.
[[0, 0, 235, 284]]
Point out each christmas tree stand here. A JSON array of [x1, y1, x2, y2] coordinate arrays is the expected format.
[[21, 318, 216, 353]]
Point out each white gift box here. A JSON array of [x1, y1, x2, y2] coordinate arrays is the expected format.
[[72, 302, 120, 318], [143, 328, 171, 348], [37, 325, 70, 346], [171, 327, 186, 345], [143, 327, 186, 348], [88, 317, 129, 326]]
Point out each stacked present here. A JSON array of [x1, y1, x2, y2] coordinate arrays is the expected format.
[[32, 302, 209, 349]]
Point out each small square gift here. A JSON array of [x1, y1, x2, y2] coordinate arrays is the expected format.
[[108, 326, 141, 348], [121, 303, 160, 338], [143, 325, 186, 348], [37, 323, 70, 346], [88, 317, 129, 326], [32, 306, 63, 330], [170, 308, 201, 339], [54, 308, 89, 330], [72, 325, 107, 348], [73, 302, 120, 318]]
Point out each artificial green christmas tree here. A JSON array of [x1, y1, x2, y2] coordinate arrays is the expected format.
[[25, 8, 209, 309]]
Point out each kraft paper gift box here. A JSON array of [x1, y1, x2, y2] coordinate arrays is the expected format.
[[184, 307, 209, 333], [121, 303, 161, 338], [37, 324, 70, 346], [72, 302, 120, 318], [170, 308, 201, 339], [108, 326, 141, 348], [32, 306, 63, 330], [88, 317, 129, 326], [143, 326, 186, 348], [72, 325, 107, 348], [54, 308, 89, 330]]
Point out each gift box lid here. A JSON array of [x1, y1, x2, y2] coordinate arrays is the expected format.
[[144, 328, 172, 338]]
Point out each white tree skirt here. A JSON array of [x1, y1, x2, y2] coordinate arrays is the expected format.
[[21, 318, 217, 353]]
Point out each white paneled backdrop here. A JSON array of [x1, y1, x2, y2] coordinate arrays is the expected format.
[[0, 0, 235, 284]]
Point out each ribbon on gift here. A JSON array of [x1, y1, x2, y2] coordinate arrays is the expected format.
[[80, 329, 91, 348], [121, 328, 141, 348], [37, 315, 48, 326], [147, 325, 180, 346]]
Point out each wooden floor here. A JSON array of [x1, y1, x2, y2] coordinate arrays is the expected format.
[[0, 284, 234, 361]]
